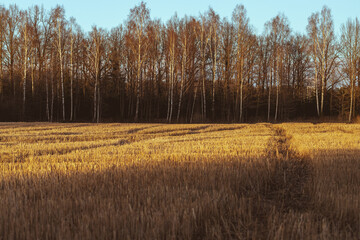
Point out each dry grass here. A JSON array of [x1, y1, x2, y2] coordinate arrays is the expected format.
[[0, 122, 359, 239]]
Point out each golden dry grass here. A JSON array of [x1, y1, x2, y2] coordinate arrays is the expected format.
[[0, 122, 359, 239]]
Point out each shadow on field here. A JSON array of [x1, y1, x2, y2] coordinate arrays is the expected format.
[[0, 159, 304, 239]]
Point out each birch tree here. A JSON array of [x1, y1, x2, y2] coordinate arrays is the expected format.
[[232, 5, 250, 122], [340, 18, 360, 122], [307, 14, 321, 116], [195, 15, 209, 121], [127, 2, 150, 122], [51, 6, 66, 121], [176, 17, 190, 122], [307, 6, 337, 117], [88, 26, 105, 123], [69, 17, 77, 121], [166, 16, 178, 123], [265, 14, 290, 122], [5, 5, 19, 98], [40, 7, 52, 121], [19, 10, 30, 117], [207, 8, 219, 120], [219, 19, 235, 121], [0, 7, 6, 99]]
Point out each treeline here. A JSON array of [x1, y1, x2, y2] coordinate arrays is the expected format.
[[0, 3, 359, 123]]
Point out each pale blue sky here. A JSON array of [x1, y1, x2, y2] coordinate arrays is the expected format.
[[1, 0, 359, 34]]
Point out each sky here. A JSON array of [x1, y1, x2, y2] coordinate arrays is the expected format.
[[1, 0, 359, 34]]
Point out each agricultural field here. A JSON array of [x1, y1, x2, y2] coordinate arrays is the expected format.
[[0, 122, 359, 239]]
